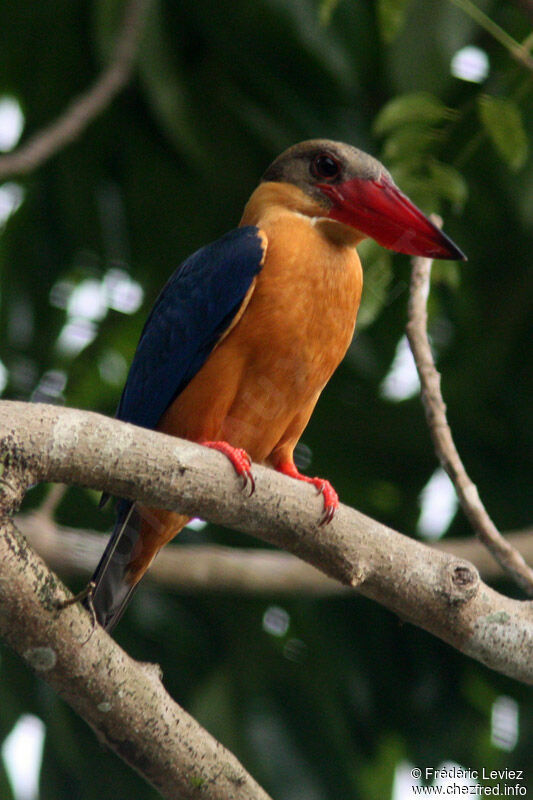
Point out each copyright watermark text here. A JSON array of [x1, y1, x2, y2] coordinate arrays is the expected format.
[[407, 766, 527, 796]]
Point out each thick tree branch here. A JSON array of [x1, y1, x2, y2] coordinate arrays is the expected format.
[[1, 400, 532, 687], [0, 0, 150, 180], [406, 234, 533, 596], [0, 515, 272, 800], [16, 510, 533, 594]]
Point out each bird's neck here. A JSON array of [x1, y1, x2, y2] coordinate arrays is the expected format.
[[240, 182, 365, 249]]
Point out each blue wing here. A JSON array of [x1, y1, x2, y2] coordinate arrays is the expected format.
[[92, 226, 265, 625], [116, 226, 265, 431]]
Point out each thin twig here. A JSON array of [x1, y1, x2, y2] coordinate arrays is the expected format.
[[0, 0, 150, 180], [406, 218, 533, 596], [450, 0, 533, 73]]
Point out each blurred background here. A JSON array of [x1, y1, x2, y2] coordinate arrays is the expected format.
[[0, 0, 532, 798]]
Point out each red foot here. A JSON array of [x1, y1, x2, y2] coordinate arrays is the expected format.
[[277, 461, 338, 526], [201, 441, 255, 496]]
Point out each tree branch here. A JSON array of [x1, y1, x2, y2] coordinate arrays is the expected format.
[[0, 0, 150, 180], [0, 514, 272, 800], [449, 0, 533, 72], [406, 229, 533, 596], [15, 510, 533, 594], [1, 400, 532, 687]]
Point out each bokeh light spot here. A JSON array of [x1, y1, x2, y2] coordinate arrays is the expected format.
[[283, 638, 308, 663], [56, 318, 97, 357], [417, 467, 458, 540], [98, 349, 128, 386], [104, 269, 143, 314], [0, 359, 8, 394], [2, 714, 46, 800], [31, 370, 67, 403], [185, 518, 208, 531], [263, 605, 290, 637], [67, 279, 108, 322], [491, 696, 519, 751], [380, 335, 420, 401], [0, 96, 24, 151], [0, 182, 25, 226], [451, 46, 489, 83]]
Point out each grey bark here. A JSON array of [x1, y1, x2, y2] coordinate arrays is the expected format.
[[1, 400, 532, 687]]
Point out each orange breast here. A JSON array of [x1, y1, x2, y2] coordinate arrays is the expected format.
[[158, 182, 363, 466]]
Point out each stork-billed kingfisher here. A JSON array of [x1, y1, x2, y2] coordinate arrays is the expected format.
[[90, 139, 466, 630]]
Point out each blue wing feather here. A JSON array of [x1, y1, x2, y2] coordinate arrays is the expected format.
[[116, 226, 265, 431], [92, 226, 265, 626]]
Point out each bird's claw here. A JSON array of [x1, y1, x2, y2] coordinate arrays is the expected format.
[[54, 580, 97, 644], [276, 461, 338, 526], [201, 441, 255, 496], [309, 478, 338, 526], [236, 449, 255, 496]]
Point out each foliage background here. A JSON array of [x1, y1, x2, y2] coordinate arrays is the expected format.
[[0, 0, 532, 797]]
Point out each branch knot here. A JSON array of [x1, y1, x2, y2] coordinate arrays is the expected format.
[[441, 559, 480, 605]]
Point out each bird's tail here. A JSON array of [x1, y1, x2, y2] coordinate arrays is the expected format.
[[87, 500, 142, 631], [87, 501, 190, 631]]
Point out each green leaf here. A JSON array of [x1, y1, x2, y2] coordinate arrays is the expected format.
[[477, 95, 528, 171], [387, 159, 468, 211], [374, 92, 456, 136], [382, 125, 441, 162], [377, 0, 414, 43], [428, 160, 469, 209], [388, 163, 441, 211], [431, 260, 461, 289], [356, 242, 395, 328], [359, 733, 407, 800], [319, 0, 341, 26]]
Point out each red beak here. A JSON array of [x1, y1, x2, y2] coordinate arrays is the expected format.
[[319, 175, 466, 260]]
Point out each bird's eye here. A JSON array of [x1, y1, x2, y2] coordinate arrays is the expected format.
[[311, 154, 341, 181]]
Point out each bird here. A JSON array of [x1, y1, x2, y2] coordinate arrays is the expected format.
[[89, 139, 466, 631]]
